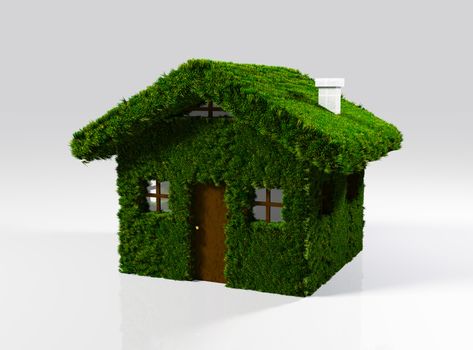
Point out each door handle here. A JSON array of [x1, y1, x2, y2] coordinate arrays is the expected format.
[[195, 225, 200, 230]]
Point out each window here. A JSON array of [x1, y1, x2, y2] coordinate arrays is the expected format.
[[146, 180, 171, 212], [320, 180, 335, 215], [183, 101, 233, 118], [346, 172, 363, 202], [253, 188, 283, 222]]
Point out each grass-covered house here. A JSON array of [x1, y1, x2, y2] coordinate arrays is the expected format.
[[71, 59, 402, 296]]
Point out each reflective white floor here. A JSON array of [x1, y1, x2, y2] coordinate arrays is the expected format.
[[1, 221, 472, 350]]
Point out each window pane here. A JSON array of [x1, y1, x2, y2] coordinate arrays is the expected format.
[[346, 172, 363, 202], [187, 110, 208, 117], [147, 196, 157, 211], [212, 110, 232, 117], [270, 207, 283, 222], [160, 181, 170, 195], [255, 188, 266, 202], [271, 188, 282, 203], [321, 180, 335, 215], [253, 205, 266, 220], [161, 198, 171, 212], [147, 180, 157, 194]]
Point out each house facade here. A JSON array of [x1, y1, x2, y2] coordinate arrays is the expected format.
[[71, 59, 401, 296]]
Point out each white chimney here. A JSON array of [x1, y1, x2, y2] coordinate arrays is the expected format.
[[315, 78, 345, 114]]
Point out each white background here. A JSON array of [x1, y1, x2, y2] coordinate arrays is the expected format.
[[0, 0, 472, 349]]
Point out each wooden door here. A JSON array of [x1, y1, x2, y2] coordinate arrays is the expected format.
[[191, 184, 227, 283]]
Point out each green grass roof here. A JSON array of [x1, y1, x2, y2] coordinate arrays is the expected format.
[[71, 59, 401, 173]]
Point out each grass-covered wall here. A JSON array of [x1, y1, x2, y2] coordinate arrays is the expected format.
[[303, 171, 364, 294], [116, 115, 364, 296]]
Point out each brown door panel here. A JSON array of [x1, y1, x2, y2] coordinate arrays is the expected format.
[[191, 184, 227, 283]]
